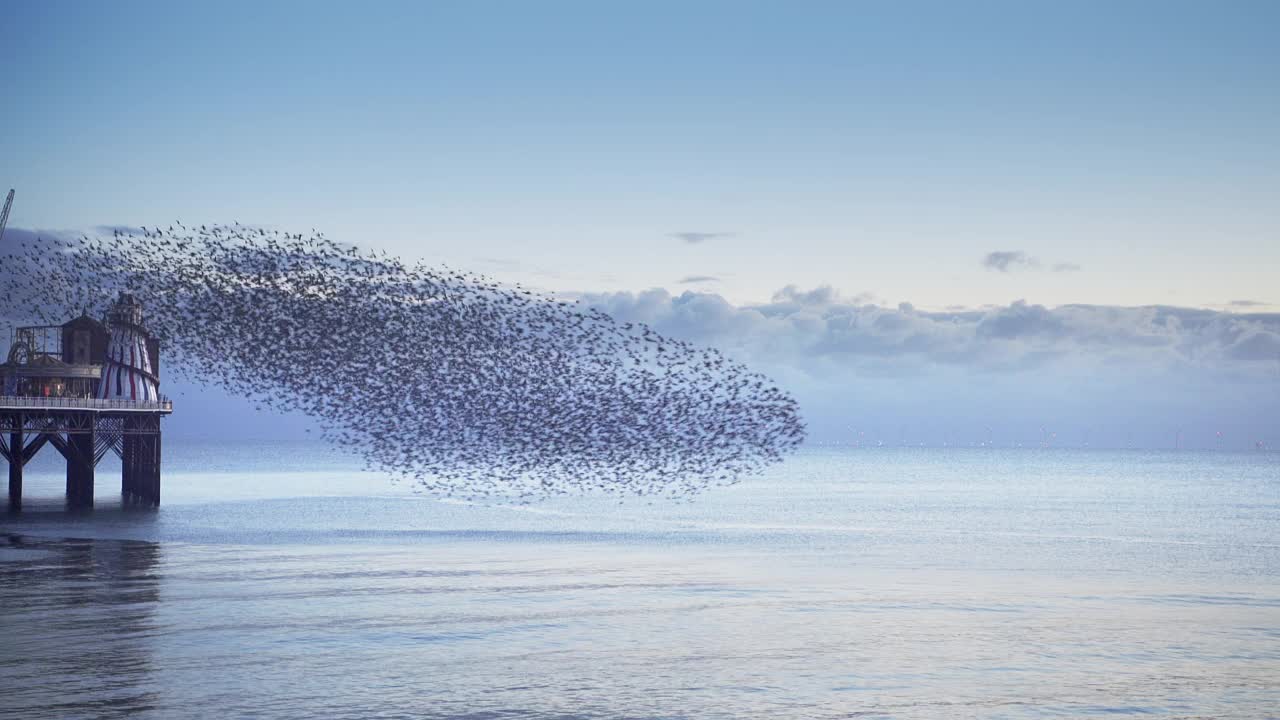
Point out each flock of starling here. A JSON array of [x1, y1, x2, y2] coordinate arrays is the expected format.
[[1, 225, 804, 500]]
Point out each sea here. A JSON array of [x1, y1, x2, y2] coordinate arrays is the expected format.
[[1, 441, 1277, 719]]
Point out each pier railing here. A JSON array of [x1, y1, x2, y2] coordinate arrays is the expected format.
[[0, 395, 173, 412]]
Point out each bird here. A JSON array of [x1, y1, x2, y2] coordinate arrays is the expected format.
[[0, 224, 805, 501]]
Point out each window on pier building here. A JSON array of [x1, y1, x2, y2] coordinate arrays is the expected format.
[[71, 330, 92, 365]]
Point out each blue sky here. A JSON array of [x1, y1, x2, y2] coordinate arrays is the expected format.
[[3, 1, 1278, 446], [5, 1, 1278, 308]]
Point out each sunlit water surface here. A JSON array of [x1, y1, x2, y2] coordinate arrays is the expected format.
[[2, 443, 1277, 719]]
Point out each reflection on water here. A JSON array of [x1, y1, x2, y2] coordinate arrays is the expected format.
[[1, 447, 1278, 718], [0, 534, 161, 719]]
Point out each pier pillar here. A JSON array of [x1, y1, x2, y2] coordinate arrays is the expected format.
[[151, 433, 161, 506], [65, 429, 96, 509], [125, 429, 161, 507], [121, 428, 138, 502], [7, 418, 21, 510], [119, 416, 162, 506]]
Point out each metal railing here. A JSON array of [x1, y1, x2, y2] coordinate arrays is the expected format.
[[0, 395, 173, 412]]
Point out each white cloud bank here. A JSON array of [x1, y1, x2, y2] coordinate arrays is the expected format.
[[581, 286, 1280, 378], [580, 286, 1280, 447]]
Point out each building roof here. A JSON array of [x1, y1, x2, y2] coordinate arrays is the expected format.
[[63, 313, 106, 331]]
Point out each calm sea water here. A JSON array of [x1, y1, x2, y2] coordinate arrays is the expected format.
[[1, 442, 1277, 719]]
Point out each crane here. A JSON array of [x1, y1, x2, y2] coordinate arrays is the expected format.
[[0, 189, 13, 244]]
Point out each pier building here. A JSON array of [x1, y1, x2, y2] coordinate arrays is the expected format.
[[1, 293, 172, 509]]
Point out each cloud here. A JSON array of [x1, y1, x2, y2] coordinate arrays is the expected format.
[[974, 300, 1065, 340], [771, 284, 842, 306], [474, 257, 521, 270], [581, 285, 1280, 379], [1226, 330, 1280, 361], [770, 285, 876, 307], [983, 251, 1084, 275], [95, 224, 146, 236], [1, 227, 58, 247], [1230, 300, 1267, 307], [982, 250, 1040, 272], [677, 275, 720, 284], [670, 231, 733, 244]]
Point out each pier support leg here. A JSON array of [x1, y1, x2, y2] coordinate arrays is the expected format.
[[126, 430, 161, 507], [152, 433, 161, 506], [7, 424, 21, 511], [120, 416, 161, 507], [122, 431, 138, 502], [66, 431, 95, 509]]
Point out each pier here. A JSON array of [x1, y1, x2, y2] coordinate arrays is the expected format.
[[1, 294, 173, 509]]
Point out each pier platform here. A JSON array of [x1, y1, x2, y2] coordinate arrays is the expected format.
[[1, 396, 173, 510]]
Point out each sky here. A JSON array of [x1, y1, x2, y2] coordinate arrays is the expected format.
[[2, 1, 1278, 447]]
